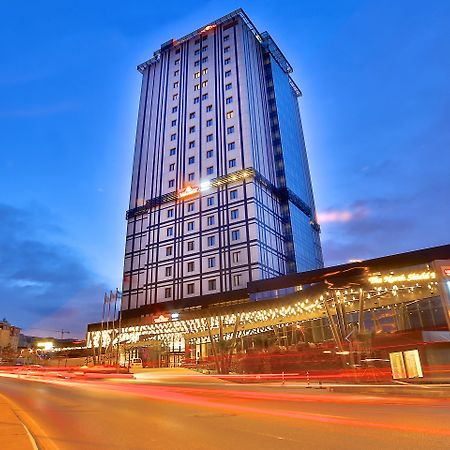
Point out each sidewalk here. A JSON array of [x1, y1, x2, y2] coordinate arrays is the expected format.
[[0, 394, 35, 450]]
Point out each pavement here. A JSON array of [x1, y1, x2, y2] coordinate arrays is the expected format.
[[0, 393, 36, 450], [1, 370, 450, 449]]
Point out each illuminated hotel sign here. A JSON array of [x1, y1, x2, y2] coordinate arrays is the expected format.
[[368, 271, 436, 285], [442, 267, 450, 278], [154, 314, 170, 323], [178, 185, 200, 199]]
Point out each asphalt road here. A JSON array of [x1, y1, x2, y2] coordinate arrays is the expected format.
[[1, 373, 449, 450]]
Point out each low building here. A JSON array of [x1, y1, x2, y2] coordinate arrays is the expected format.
[[87, 244, 450, 380], [0, 321, 21, 359]]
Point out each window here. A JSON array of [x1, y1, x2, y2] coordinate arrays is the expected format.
[[187, 202, 194, 212], [167, 208, 174, 218], [169, 148, 176, 156], [165, 266, 172, 277], [206, 119, 213, 127], [194, 60, 200, 67], [175, 59, 180, 65], [226, 83, 232, 90], [175, 48, 180, 54], [189, 126, 195, 134], [173, 81, 179, 88], [231, 230, 240, 241], [187, 283, 194, 294], [168, 179, 175, 188], [224, 35, 230, 42], [230, 189, 238, 200], [194, 38, 200, 45], [227, 126, 235, 134], [202, 46, 208, 52], [189, 112, 196, 119], [225, 70, 231, 78], [187, 221, 194, 231], [229, 159, 237, 168], [224, 46, 230, 53], [206, 166, 214, 175], [194, 71, 200, 79], [233, 274, 241, 287], [174, 70, 179, 77], [207, 215, 215, 226], [228, 142, 235, 150], [231, 209, 239, 220], [206, 105, 213, 112], [232, 251, 240, 263], [202, 68, 208, 75], [188, 172, 195, 181], [202, 80, 208, 88], [189, 141, 195, 149], [207, 236, 215, 246], [173, 94, 178, 101], [172, 106, 178, 113], [164, 287, 172, 298], [226, 96, 233, 104], [187, 262, 194, 272], [227, 111, 234, 119], [169, 163, 175, 171], [206, 134, 213, 142], [208, 257, 216, 268], [166, 246, 173, 256], [167, 227, 174, 236], [224, 58, 231, 65], [170, 133, 176, 141], [202, 93, 208, 101], [202, 56, 208, 63], [194, 96, 200, 104], [194, 49, 200, 56], [194, 84, 200, 91], [208, 279, 216, 291], [171, 120, 177, 127], [206, 149, 213, 158], [207, 196, 214, 206], [187, 241, 194, 251]]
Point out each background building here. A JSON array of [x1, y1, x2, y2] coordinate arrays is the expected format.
[[0, 320, 20, 358], [122, 9, 323, 311]]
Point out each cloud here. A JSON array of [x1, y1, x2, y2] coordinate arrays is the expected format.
[[317, 204, 369, 223], [0, 203, 109, 338], [0, 102, 78, 118]]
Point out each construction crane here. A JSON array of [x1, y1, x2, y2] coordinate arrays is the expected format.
[[27, 328, 71, 339]]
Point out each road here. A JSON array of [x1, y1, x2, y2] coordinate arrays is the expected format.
[[0, 371, 449, 450]]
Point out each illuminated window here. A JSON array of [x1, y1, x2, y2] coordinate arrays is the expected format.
[[232, 251, 240, 263], [231, 229, 240, 241], [208, 279, 216, 291], [206, 150, 213, 158], [202, 68, 208, 75], [187, 221, 194, 231], [194, 84, 200, 91], [202, 80, 208, 88], [187, 283, 194, 294], [165, 266, 172, 277], [187, 262, 195, 272], [229, 159, 236, 168], [230, 189, 238, 200], [166, 246, 173, 256], [187, 241, 194, 251], [206, 166, 214, 175], [165, 287, 172, 298], [194, 72, 200, 79], [227, 111, 234, 119], [228, 142, 235, 150], [231, 209, 239, 220], [208, 257, 216, 268], [207, 235, 215, 246], [207, 215, 215, 226]]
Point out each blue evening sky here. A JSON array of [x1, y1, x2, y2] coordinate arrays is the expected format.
[[1, 1, 449, 337]]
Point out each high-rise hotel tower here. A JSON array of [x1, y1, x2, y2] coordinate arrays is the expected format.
[[122, 9, 323, 311]]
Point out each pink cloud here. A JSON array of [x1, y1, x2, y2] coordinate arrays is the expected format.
[[317, 205, 369, 223]]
